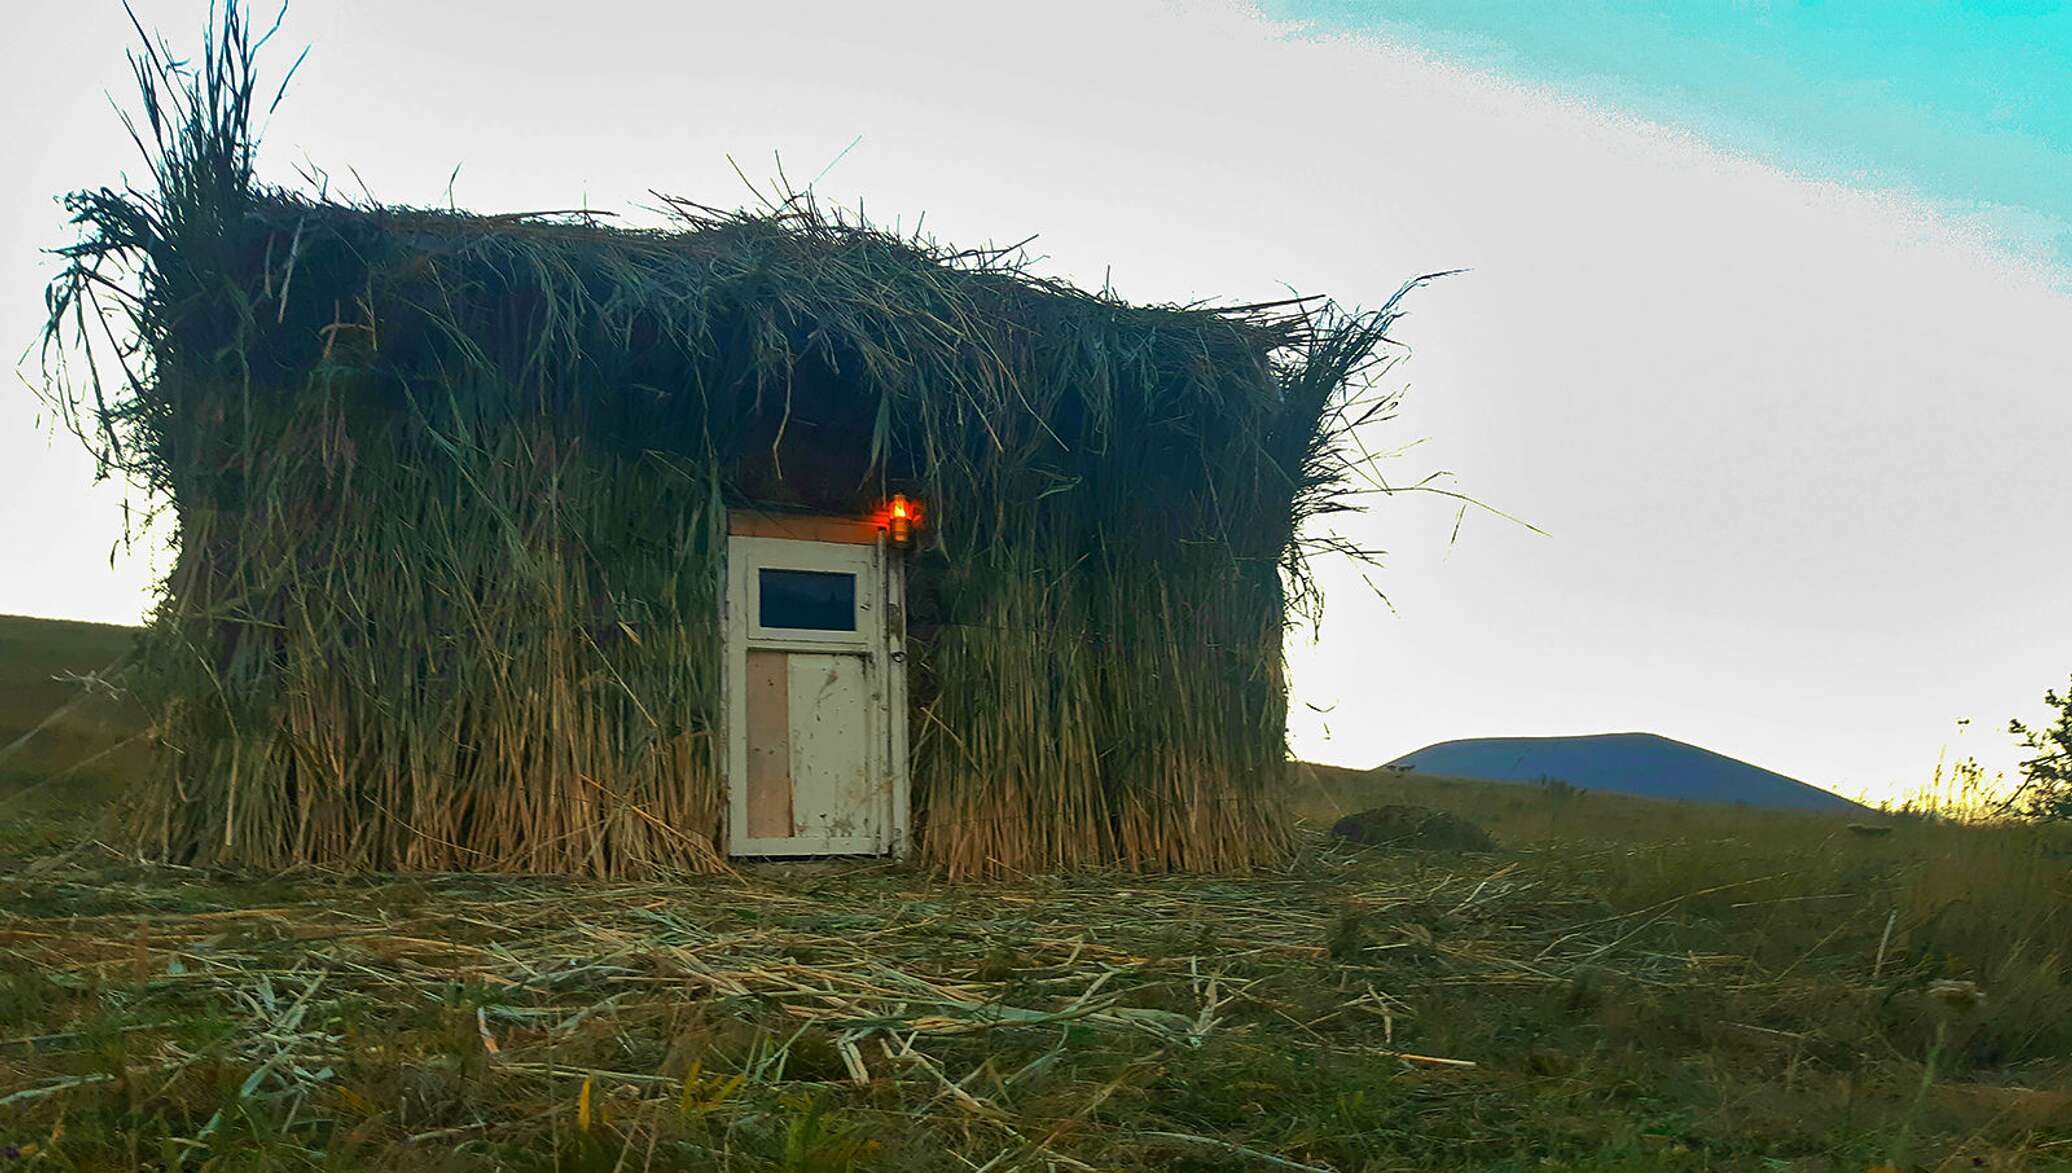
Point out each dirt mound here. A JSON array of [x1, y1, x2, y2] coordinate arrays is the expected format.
[[1330, 805, 1495, 852]]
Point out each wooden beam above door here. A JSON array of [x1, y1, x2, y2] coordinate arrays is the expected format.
[[727, 510, 883, 546]]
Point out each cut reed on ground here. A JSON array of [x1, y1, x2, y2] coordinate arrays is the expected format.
[[2, 771, 2068, 1169]]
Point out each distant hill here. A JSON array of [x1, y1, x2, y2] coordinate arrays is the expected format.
[[1386, 733, 1865, 813]]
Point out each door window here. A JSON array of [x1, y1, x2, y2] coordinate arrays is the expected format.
[[758, 568, 857, 631]]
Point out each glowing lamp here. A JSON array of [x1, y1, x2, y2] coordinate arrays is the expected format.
[[888, 494, 918, 548]]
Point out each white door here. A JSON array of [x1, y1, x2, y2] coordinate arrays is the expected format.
[[725, 532, 907, 856]]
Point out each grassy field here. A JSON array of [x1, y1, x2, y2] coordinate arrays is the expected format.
[[0, 614, 147, 855], [2, 620, 2070, 1169]]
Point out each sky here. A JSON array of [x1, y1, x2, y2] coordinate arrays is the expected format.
[[3, 1, 2068, 803], [1271, 1, 2072, 268]]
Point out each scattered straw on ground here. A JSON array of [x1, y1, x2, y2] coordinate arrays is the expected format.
[[2, 829, 2066, 1169]]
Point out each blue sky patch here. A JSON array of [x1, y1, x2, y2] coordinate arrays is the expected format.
[[1262, 1, 2072, 267]]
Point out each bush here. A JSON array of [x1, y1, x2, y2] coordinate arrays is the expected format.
[[1329, 804, 1495, 851], [2009, 677, 2072, 820]]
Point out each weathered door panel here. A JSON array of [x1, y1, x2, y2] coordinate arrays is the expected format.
[[742, 649, 794, 839], [784, 652, 877, 842]]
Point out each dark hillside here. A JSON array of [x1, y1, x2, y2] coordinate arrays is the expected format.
[[1385, 732, 1865, 812]]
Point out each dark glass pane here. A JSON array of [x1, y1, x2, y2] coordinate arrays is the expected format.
[[758, 568, 856, 631]]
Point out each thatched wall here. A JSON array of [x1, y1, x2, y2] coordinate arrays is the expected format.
[[44, 6, 1419, 877]]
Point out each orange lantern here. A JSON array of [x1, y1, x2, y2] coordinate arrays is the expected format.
[[887, 494, 919, 548]]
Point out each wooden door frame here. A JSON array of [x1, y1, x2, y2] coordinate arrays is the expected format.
[[721, 515, 909, 858]]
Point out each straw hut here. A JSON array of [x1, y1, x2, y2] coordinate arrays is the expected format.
[[45, 8, 1417, 878]]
